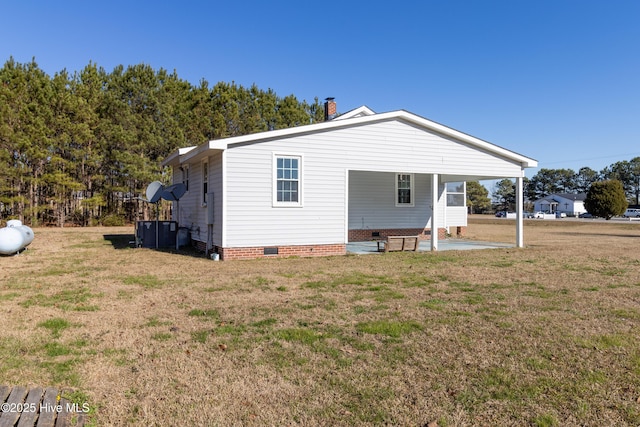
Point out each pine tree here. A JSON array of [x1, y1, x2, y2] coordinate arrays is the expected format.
[[584, 180, 627, 220], [0, 57, 356, 224], [466, 181, 491, 214]]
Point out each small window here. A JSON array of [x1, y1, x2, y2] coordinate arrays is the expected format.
[[274, 155, 302, 206], [446, 182, 465, 206], [396, 173, 414, 207], [202, 160, 208, 205], [181, 165, 189, 191]]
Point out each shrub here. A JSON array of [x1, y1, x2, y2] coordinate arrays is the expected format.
[[101, 214, 126, 226], [584, 180, 627, 220]]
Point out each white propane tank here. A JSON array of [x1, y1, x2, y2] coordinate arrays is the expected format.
[[17, 225, 34, 247], [0, 227, 25, 255]]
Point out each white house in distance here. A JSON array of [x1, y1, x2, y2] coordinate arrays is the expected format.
[[533, 193, 587, 216], [161, 100, 538, 260]]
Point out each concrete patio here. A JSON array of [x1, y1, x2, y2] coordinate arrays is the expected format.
[[346, 239, 514, 255]]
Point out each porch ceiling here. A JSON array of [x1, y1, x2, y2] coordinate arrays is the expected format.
[[438, 173, 520, 183], [348, 171, 522, 182]]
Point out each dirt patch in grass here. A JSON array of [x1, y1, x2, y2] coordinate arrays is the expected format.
[[1, 220, 640, 425]]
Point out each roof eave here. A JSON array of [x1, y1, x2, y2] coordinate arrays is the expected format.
[[389, 110, 538, 168], [161, 146, 196, 167], [180, 141, 226, 164], [162, 107, 538, 169]]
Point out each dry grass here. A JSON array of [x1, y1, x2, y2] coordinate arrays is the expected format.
[[1, 217, 640, 426]]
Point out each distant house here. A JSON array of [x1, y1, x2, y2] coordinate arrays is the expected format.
[[533, 193, 587, 216], [161, 101, 538, 260]]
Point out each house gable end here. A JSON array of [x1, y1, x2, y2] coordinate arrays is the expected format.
[[180, 107, 537, 169], [334, 106, 376, 120]]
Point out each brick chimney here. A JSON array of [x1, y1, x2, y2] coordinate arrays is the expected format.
[[324, 97, 337, 121]]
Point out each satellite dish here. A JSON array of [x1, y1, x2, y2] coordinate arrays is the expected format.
[[146, 181, 164, 203], [161, 183, 187, 201]]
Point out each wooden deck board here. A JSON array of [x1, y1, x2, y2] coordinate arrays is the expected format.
[[0, 385, 85, 427], [0, 387, 10, 406], [0, 386, 28, 427], [16, 387, 43, 427], [34, 388, 57, 427]]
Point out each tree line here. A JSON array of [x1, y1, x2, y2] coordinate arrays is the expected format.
[[491, 160, 640, 212], [3, 57, 636, 223], [0, 58, 325, 226]]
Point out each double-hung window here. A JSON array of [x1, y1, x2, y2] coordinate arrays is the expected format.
[[182, 165, 189, 192], [202, 160, 208, 205], [274, 155, 302, 206], [396, 173, 414, 207], [446, 182, 465, 206]]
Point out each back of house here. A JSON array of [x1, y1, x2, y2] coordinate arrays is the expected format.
[[161, 104, 537, 260]]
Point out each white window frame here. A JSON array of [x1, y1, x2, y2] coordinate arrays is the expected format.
[[446, 181, 466, 207], [181, 164, 189, 192], [202, 159, 209, 206], [273, 153, 303, 207], [395, 173, 414, 207]]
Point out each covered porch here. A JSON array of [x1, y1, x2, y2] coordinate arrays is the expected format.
[[347, 170, 528, 251]]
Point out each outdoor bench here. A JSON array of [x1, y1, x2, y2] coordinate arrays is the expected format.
[[377, 235, 420, 252]]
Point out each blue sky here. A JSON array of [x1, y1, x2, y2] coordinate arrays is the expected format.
[[2, 0, 639, 180]]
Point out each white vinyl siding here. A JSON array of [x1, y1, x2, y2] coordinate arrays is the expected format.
[[170, 152, 224, 246], [217, 119, 525, 247], [225, 147, 342, 247], [173, 161, 202, 234], [445, 206, 467, 227], [209, 152, 224, 245], [349, 171, 434, 230]]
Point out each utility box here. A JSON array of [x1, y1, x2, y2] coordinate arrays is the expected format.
[[137, 221, 177, 248], [177, 227, 190, 248]]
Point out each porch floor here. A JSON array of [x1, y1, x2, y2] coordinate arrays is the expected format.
[[346, 239, 514, 255]]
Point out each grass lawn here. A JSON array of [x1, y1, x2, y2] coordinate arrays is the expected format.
[[1, 217, 639, 426]]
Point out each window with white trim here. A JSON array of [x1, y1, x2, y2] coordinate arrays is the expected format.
[[396, 173, 414, 206], [274, 155, 301, 206], [446, 182, 465, 206], [181, 165, 189, 192], [202, 160, 208, 205]]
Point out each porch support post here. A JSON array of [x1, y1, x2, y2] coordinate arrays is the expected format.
[[431, 173, 439, 251], [516, 174, 524, 248]]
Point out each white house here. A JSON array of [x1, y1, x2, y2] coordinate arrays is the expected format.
[[533, 193, 587, 216], [161, 102, 538, 260]]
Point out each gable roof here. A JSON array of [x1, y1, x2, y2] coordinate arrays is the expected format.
[[162, 106, 538, 168], [535, 193, 587, 203], [555, 193, 587, 201], [333, 105, 376, 120]]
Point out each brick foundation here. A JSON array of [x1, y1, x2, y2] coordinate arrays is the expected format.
[[193, 240, 207, 252], [348, 228, 448, 241], [191, 240, 346, 261], [189, 226, 465, 261]]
